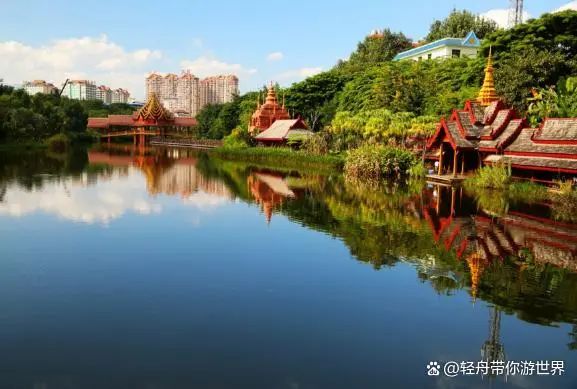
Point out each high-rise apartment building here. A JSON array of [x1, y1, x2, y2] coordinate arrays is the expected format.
[[145, 72, 238, 117], [96, 85, 112, 104], [61, 80, 98, 100], [111, 88, 130, 104], [22, 80, 58, 95]]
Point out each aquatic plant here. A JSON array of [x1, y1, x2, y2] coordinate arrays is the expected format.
[[344, 144, 415, 180], [465, 161, 511, 190]]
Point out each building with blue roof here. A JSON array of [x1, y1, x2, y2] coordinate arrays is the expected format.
[[393, 31, 481, 61]]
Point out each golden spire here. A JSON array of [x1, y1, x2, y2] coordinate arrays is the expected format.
[[466, 251, 488, 300], [477, 47, 499, 106], [135, 92, 172, 121]]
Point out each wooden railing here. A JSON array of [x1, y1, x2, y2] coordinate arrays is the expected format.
[[149, 137, 223, 149]]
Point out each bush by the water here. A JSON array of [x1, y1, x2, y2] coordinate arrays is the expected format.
[[344, 144, 415, 180], [465, 162, 511, 190], [45, 133, 70, 152]]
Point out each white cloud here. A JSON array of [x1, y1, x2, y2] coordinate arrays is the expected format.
[[0, 169, 162, 224], [275, 67, 323, 85], [554, 1, 577, 12], [480, 9, 532, 29], [180, 55, 257, 78], [266, 51, 284, 61], [0, 35, 162, 99]]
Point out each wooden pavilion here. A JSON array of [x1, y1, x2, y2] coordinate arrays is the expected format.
[[87, 93, 197, 145]]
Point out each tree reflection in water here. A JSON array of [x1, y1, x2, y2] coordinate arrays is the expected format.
[[2, 144, 577, 350]]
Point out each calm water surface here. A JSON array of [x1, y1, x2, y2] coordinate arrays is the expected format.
[[0, 146, 576, 389]]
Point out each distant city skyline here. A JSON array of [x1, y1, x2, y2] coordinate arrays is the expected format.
[[146, 72, 238, 116], [1, 0, 575, 99]]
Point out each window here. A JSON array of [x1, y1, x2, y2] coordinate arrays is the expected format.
[[452, 49, 461, 58], [427, 53, 432, 60], [418, 56, 423, 61]]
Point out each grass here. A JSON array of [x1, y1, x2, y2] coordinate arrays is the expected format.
[[464, 163, 511, 190], [344, 144, 416, 181], [210, 146, 344, 173]]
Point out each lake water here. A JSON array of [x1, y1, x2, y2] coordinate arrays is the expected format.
[[0, 145, 576, 389]]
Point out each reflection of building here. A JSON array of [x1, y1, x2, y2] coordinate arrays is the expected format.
[[426, 51, 577, 180], [423, 184, 577, 278], [87, 148, 233, 200], [248, 172, 296, 223], [481, 306, 505, 369]]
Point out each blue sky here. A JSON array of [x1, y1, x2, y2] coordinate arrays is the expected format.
[[0, 0, 575, 98]]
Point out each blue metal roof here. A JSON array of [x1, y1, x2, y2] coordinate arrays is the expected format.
[[393, 31, 480, 61]]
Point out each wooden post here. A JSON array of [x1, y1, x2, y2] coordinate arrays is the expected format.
[[453, 150, 458, 177], [461, 153, 465, 174], [438, 144, 444, 176]]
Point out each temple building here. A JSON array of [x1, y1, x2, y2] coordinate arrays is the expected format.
[[425, 50, 577, 181], [87, 92, 196, 145], [249, 84, 312, 145]]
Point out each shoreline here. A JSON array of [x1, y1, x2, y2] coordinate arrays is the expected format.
[[209, 146, 345, 173]]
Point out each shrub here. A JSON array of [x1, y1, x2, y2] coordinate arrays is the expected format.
[[465, 161, 511, 190], [45, 133, 70, 152], [222, 127, 253, 148], [301, 131, 331, 155], [344, 144, 416, 180]]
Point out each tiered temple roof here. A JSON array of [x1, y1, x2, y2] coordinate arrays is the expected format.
[[249, 84, 290, 132], [87, 92, 196, 130], [426, 52, 577, 177]]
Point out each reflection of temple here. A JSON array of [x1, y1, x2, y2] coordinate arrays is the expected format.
[[423, 184, 577, 295], [88, 147, 233, 200], [248, 172, 296, 223]]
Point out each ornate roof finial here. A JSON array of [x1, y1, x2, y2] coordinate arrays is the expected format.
[[477, 46, 499, 106]]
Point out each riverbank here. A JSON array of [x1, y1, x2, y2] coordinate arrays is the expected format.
[[210, 146, 345, 173]]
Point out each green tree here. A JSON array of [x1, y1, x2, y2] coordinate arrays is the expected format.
[[285, 71, 349, 131], [426, 9, 499, 42], [482, 10, 577, 62], [195, 104, 223, 138], [494, 48, 574, 112], [346, 28, 412, 65]]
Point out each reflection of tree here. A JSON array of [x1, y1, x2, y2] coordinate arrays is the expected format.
[[0, 184, 6, 202]]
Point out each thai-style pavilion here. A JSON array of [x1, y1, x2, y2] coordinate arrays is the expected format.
[[426, 50, 577, 180], [249, 83, 313, 145], [87, 93, 197, 145]]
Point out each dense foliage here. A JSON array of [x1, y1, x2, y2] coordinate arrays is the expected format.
[[344, 144, 416, 180], [527, 77, 577, 125], [484, 10, 577, 111], [426, 9, 499, 42], [0, 86, 88, 143]]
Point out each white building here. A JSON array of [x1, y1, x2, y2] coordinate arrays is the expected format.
[[61, 80, 98, 100], [146, 72, 238, 117], [96, 85, 112, 104], [22, 80, 58, 95], [393, 31, 481, 62], [111, 88, 130, 104]]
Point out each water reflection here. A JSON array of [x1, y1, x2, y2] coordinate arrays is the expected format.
[[1, 145, 576, 387]]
